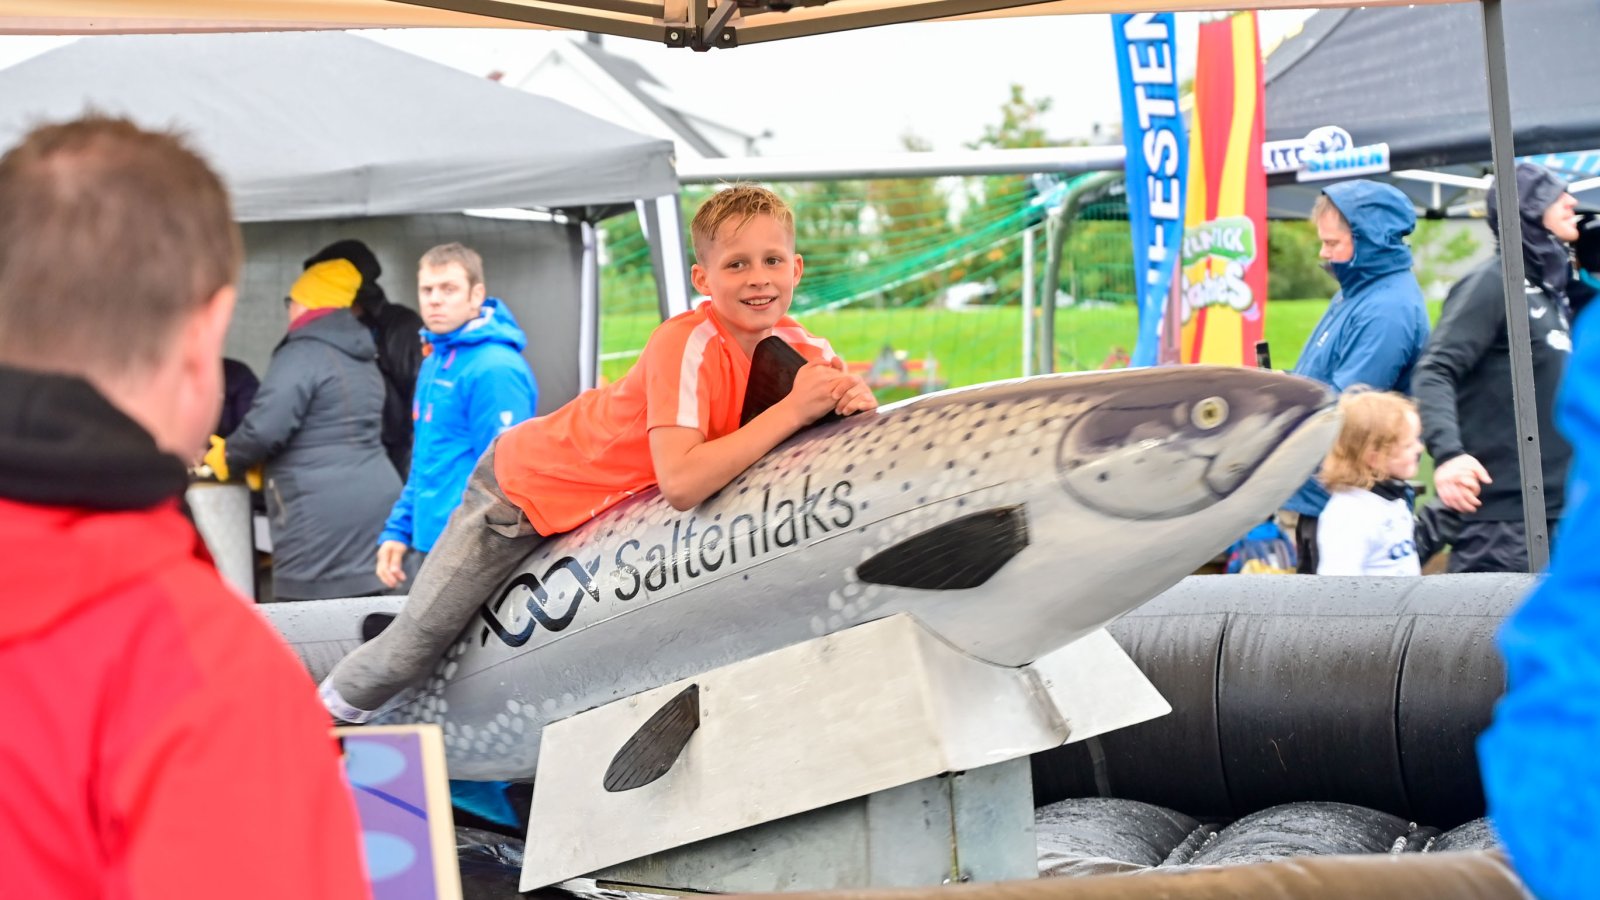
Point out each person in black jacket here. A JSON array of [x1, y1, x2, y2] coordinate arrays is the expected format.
[[303, 239, 423, 478], [1412, 162, 1579, 572], [216, 357, 259, 438]]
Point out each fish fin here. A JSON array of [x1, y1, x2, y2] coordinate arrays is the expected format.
[[740, 335, 844, 428], [603, 683, 700, 792], [361, 612, 395, 642], [857, 505, 1030, 590]]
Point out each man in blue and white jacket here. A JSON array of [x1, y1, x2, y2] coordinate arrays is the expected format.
[[1282, 180, 1431, 572], [375, 243, 538, 588]]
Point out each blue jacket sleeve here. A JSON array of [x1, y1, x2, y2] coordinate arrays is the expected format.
[[465, 351, 538, 461], [1476, 311, 1600, 900], [380, 475, 417, 547]]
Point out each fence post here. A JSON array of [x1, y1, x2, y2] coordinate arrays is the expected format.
[[1021, 225, 1036, 377]]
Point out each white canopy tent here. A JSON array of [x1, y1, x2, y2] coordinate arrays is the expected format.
[[0, 1, 1439, 45]]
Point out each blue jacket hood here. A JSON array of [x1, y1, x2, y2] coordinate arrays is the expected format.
[[1323, 180, 1417, 299], [423, 297, 527, 353]]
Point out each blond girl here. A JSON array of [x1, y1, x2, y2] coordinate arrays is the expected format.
[[1317, 390, 1425, 575]]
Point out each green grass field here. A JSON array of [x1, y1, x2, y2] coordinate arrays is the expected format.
[[600, 296, 1445, 506], [600, 299, 1444, 388]]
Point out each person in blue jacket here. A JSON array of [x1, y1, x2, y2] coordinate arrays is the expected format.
[[1477, 288, 1600, 900], [1280, 180, 1431, 572], [375, 243, 538, 589]]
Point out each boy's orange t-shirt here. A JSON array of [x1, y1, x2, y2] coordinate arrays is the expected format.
[[495, 300, 837, 536]]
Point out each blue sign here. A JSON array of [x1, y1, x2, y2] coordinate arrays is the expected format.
[[1297, 143, 1391, 182], [1113, 12, 1187, 367]]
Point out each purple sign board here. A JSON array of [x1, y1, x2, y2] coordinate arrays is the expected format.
[[336, 724, 462, 900]]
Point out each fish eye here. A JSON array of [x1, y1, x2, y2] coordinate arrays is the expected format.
[[1191, 397, 1229, 431]]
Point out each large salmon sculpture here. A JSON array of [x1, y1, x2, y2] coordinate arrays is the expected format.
[[327, 346, 1338, 784]]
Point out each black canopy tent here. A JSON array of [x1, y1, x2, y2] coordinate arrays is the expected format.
[[1263, 0, 1600, 219]]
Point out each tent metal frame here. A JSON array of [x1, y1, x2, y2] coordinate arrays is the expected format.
[[1479, 0, 1546, 570]]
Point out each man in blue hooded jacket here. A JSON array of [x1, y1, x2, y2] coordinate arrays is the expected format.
[[1280, 180, 1431, 572], [375, 243, 538, 588]]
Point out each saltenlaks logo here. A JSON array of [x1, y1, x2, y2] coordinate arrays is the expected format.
[[480, 476, 857, 647]]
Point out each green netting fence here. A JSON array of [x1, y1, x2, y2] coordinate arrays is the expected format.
[[597, 175, 1144, 401]]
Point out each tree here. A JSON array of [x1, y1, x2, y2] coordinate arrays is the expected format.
[[1267, 219, 1337, 301], [1410, 219, 1481, 295], [958, 85, 1072, 307], [862, 134, 953, 308]]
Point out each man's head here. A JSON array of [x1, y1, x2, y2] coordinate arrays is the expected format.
[[286, 258, 361, 326], [689, 185, 802, 354], [0, 116, 240, 459], [1487, 163, 1580, 296], [417, 243, 486, 335], [1487, 162, 1576, 243], [1542, 191, 1580, 243], [305, 238, 386, 317], [1312, 193, 1354, 264]]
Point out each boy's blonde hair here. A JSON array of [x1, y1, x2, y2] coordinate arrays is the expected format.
[[691, 184, 795, 261], [1320, 389, 1417, 492]]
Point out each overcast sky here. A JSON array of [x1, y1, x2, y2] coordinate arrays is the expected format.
[[365, 10, 1314, 156], [0, 10, 1313, 158]]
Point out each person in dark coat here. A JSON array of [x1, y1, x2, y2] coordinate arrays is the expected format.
[[206, 258, 402, 599], [1413, 162, 1579, 572], [216, 356, 259, 438], [304, 239, 423, 478]]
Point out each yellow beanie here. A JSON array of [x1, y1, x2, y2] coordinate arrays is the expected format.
[[289, 258, 362, 310]]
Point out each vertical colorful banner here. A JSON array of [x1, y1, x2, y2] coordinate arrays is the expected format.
[[1113, 12, 1186, 368], [1173, 12, 1269, 366]]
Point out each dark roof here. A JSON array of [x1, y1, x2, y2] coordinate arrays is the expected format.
[[1264, 1, 1600, 173], [1260, 1, 1600, 218], [570, 39, 727, 159]]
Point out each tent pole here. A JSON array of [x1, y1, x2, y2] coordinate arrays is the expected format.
[[655, 193, 691, 318], [1480, 0, 1549, 572], [579, 219, 601, 393], [640, 193, 691, 321], [1040, 213, 1061, 374]]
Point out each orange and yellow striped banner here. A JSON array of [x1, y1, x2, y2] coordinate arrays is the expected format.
[[1174, 12, 1268, 366]]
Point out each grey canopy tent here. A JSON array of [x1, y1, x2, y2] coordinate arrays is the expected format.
[[0, 30, 680, 409], [1263, 0, 1600, 218]]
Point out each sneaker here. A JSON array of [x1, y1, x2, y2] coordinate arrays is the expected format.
[[319, 680, 378, 725]]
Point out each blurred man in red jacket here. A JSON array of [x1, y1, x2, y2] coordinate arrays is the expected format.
[[0, 117, 369, 899]]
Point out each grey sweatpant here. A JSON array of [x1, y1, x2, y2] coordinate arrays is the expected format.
[[322, 442, 542, 715]]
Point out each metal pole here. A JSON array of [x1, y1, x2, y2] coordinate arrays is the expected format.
[[1040, 214, 1063, 374], [1480, 0, 1549, 572], [579, 220, 600, 394], [1161, 272, 1182, 366], [1022, 225, 1036, 377]]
